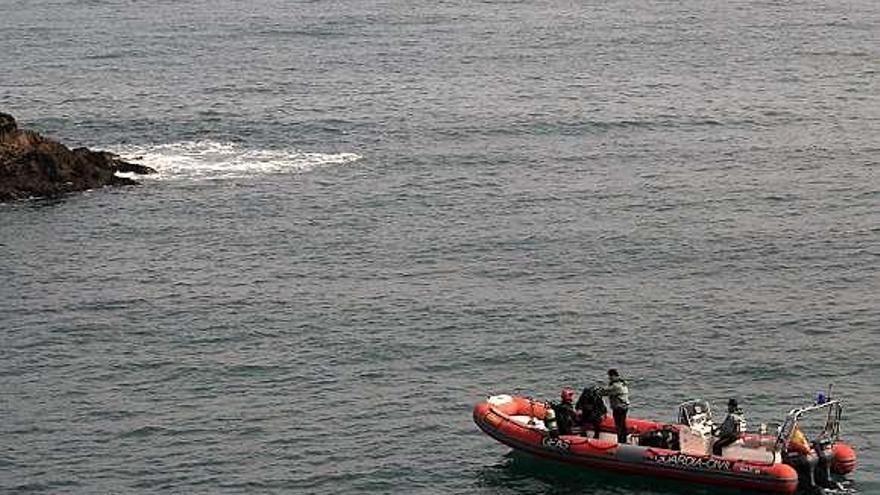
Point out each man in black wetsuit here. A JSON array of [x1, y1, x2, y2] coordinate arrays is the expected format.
[[554, 388, 578, 435], [576, 385, 607, 439]]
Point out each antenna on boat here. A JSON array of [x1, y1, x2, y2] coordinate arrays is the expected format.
[[825, 383, 836, 437]]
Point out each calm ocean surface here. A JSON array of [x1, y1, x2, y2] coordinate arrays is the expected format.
[[1, 0, 878, 493]]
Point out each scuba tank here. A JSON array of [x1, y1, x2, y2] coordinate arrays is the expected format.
[[544, 404, 559, 437]]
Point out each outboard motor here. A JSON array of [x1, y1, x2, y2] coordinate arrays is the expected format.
[[775, 397, 853, 493], [812, 439, 835, 489], [784, 449, 819, 492]]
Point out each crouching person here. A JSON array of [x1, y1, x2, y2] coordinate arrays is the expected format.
[[576, 385, 607, 439]]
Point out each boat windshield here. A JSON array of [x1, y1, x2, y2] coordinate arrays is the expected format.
[[677, 400, 714, 434]]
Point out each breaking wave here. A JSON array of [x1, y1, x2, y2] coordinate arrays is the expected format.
[[109, 141, 362, 180]]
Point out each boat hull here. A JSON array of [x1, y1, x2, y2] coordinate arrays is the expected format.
[[474, 395, 800, 493]]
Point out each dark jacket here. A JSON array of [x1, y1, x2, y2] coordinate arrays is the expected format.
[[576, 386, 607, 421], [554, 401, 577, 435], [714, 409, 745, 438]]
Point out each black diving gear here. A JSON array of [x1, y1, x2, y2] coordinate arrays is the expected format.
[[576, 386, 607, 439]]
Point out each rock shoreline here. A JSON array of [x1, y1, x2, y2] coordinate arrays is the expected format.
[[0, 112, 155, 202]]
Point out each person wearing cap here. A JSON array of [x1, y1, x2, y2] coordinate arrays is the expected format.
[[712, 398, 745, 455], [600, 369, 630, 444], [554, 388, 578, 435]]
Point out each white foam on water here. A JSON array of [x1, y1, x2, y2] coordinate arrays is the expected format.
[[108, 141, 362, 181]]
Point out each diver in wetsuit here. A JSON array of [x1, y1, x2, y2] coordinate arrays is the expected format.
[[554, 388, 578, 435], [575, 385, 607, 439]]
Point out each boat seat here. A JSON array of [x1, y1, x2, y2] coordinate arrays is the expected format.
[[508, 415, 645, 445], [678, 425, 711, 455], [509, 416, 630, 442], [509, 415, 546, 430], [721, 440, 779, 464], [592, 431, 619, 443]]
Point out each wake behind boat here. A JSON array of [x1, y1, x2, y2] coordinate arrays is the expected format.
[[473, 394, 856, 494]]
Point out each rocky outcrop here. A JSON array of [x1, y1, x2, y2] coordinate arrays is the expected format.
[[0, 112, 156, 201]]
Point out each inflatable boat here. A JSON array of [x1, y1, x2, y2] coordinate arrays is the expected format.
[[473, 394, 856, 493]]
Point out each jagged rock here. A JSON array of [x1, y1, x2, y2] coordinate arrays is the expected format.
[[0, 113, 17, 134], [0, 112, 156, 201]]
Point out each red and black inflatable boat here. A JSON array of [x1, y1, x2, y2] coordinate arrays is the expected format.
[[473, 394, 856, 493]]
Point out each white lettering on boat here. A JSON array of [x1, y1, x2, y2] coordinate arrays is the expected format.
[[650, 453, 733, 471], [542, 437, 571, 452]]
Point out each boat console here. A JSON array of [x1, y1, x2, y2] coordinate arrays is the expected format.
[[676, 399, 777, 462], [677, 399, 716, 436]]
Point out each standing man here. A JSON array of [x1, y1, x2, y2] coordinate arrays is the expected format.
[[601, 369, 630, 444]]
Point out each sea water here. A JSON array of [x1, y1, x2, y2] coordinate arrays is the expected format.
[[1, 0, 878, 493]]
